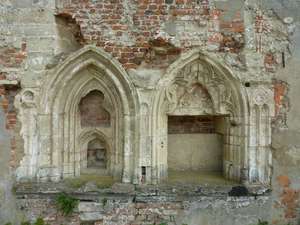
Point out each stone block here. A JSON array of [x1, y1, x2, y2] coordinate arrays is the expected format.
[[111, 183, 135, 194], [80, 212, 104, 222], [78, 202, 103, 213]]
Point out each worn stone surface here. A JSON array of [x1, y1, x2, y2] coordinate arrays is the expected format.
[[14, 183, 271, 225], [0, 0, 299, 224]]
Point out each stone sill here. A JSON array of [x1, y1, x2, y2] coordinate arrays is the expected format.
[[0, 80, 19, 85], [15, 182, 271, 202]]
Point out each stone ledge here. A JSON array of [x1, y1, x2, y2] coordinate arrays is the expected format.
[[0, 80, 19, 85], [14, 181, 271, 201]]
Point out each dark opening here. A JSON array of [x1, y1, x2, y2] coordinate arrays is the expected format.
[[245, 82, 251, 87], [141, 166, 146, 183]]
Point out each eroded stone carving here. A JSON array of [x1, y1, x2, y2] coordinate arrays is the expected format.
[[165, 59, 234, 115], [14, 47, 274, 186], [166, 82, 214, 115], [15, 46, 139, 183], [151, 50, 274, 185]]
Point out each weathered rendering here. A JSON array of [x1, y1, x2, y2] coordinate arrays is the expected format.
[[0, 0, 299, 224]]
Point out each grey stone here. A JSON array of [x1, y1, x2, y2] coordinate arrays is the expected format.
[[80, 212, 103, 221], [112, 183, 135, 194], [78, 202, 103, 213]]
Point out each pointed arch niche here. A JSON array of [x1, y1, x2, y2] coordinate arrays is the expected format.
[[16, 46, 139, 183], [150, 50, 273, 185]]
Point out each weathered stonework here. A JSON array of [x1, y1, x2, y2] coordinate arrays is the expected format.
[[14, 182, 272, 225], [12, 46, 274, 186], [0, 0, 300, 224]]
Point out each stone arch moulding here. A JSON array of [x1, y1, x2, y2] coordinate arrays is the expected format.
[[15, 46, 140, 183], [150, 49, 274, 185]]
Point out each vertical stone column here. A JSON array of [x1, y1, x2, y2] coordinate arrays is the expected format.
[[122, 114, 132, 183], [15, 90, 39, 180]]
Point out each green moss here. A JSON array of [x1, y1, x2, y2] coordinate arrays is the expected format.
[[55, 193, 79, 216], [20, 222, 31, 225], [167, 170, 238, 185], [19, 218, 50, 225], [102, 197, 108, 207], [34, 218, 50, 225], [256, 220, 268, 225], [11, 184, 18, 194], [64, 174, 115, 189]]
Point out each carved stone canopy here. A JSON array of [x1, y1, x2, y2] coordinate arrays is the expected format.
[[165, 59, 236, 116]]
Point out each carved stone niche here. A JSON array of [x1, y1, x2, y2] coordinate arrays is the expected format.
[[81, 136, 110, 175], [15, 46, 139, 183], [87, 139, 107, 169], [151, 50, 274, 185], [78, 90, 112, 175]]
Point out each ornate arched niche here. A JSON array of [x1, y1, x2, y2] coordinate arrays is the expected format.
[[78, 90, 112, 175], [150, 50, 273, 185], [247, 86, 274, 184], [79, 130, 111, 175], [15, 46, 139, 183]]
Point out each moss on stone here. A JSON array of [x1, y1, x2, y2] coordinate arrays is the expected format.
[[64, 175, 115, 189]]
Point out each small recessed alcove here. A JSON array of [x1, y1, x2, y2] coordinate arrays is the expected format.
[[80, 136, 110, 176], [167, 115, 232, 185], [79, 90, 111, 128], [78, 90, 112, 176], [87, 139, 107, 169]]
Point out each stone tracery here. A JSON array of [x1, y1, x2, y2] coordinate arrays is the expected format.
[[150, 50, 273, 185], [15, 47, 274, 186], [15, 46, 139, 183]]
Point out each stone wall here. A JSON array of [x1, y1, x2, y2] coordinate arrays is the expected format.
[[14, 183, 271, 225], [168, 133, 223, 171], [0, 0, 299, 224], [17, 196, 270, 225]]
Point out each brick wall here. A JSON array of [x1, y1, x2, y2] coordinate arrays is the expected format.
[[0, 36, 26, 169], [79, 90, 111, 127], [168, 116, 216, 134], [0, 43, 27, 68], [57, 0, 245, 69], [272, 79, 289, 129], [0, 74, 21, 169]]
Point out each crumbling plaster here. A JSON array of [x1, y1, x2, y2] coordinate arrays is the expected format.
[[0, 0, 299, 224]]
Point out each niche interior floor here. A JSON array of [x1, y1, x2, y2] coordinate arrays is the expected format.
[[64, 174, 115, 188], [167, 170, 238, 185]]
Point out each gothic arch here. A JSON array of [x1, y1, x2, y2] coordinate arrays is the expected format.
[[78, 129, 111, 174], [150, 49, 251, 184], [17, 46, 139, 183]]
